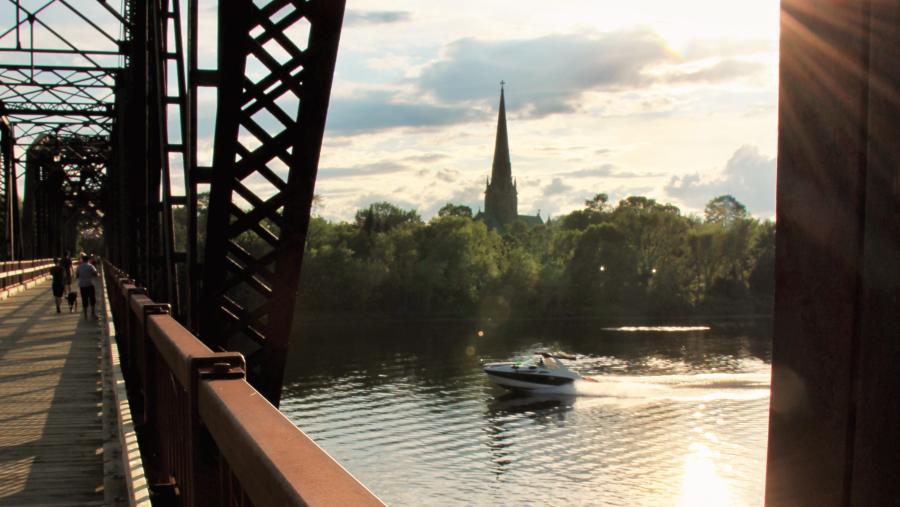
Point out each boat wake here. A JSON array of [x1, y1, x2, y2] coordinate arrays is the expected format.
[[601, 325, 711, 332], [509, 372, 770, 405]]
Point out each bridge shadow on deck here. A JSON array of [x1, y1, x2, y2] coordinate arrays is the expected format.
[[0, 282, 107, 506]]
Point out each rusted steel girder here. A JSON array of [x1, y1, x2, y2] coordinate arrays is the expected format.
[[199, 0, 347, 405], [20, 134, 108, 258], [0, 116, 21, 260], [3, 0, 343, 401], [107, 0, 184, 310]]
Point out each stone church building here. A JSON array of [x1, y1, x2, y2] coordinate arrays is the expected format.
[[477, 85, 543, 229]]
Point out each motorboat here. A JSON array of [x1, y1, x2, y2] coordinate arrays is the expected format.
[[483, 352, 588, 392]]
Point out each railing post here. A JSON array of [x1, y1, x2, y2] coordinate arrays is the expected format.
[[120, 284, 146, 377], [190, 355, 245, 507], [140, 303, 170, 431]]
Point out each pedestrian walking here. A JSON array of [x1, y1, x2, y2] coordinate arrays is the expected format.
[[75, 254, 99, 319], [49, 258, 64, 313], [61, 250, 73, 294]]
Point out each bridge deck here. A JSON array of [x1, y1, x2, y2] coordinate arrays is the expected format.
[[0, 280, 109, 506]]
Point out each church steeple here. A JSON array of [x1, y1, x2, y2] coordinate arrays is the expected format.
[[484, 82, 518, 229], [491, 82, 512, 188]]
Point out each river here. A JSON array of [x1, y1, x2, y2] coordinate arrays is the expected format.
[[280, 319, 772, 506]]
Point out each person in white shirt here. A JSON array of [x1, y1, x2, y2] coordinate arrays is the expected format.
[[75, 254, 99, 319]]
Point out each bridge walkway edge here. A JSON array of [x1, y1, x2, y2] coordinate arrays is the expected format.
[[0, 276, 140, 506]]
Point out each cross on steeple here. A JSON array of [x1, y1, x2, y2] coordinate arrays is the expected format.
[[500, 80, 505, 89]]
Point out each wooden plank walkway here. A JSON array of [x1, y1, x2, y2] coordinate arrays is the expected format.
[[0, 280, 108, 506]]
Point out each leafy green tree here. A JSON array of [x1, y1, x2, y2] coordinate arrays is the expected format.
[[565, 223, 636, 310], [289, 193, 773, 320], [717, 218, 756, 284], [414, 216, 502, 314], [355, 202, 422, 234], [686, 224, 723, 304], [748, 220, 776, 309], [584, 193, 609, 211], [611, 197, 687, 286], [559, 192, 611, 231], [437, 203, 473, 218], [704, 195, 748, 225]]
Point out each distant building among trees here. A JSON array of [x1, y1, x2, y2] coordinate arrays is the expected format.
[[476, 84, 542, 229]]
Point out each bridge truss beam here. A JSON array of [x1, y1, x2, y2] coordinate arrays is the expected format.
[[198, 0, 346, 405], [1, 0, 346, 405]]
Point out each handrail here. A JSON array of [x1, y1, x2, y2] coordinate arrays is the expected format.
[[0, 258, 55, 295], [102, 260, 383, 507]]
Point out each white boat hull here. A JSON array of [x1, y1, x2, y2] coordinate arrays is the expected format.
[[483, 358, 581, 392], [484, 370, 575, 391]]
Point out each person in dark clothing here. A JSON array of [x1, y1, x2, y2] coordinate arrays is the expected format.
[[49, 258, 65, 313], [75, 254, 99, 319], [61, 251, 73, 294]]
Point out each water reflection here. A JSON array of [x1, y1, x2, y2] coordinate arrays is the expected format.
[[679, 442, 732, 507], [483, 393, 578, 478], [281, 319, 772, 506], [488, 392, 577, 415]]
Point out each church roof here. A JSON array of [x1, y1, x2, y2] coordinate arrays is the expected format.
[[517, 214, 544, 227], [473, 212, 544, 228]]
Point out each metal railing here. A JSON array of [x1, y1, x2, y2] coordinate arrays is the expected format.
[[103, 261, 383, 507], [0, 258, 55, 294]]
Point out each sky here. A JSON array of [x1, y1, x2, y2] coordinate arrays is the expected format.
[[313, 0, 780, 222], [1, 0, 780, 223]]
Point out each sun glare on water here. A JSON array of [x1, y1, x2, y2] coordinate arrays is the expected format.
[[678, 442, 737, 507]]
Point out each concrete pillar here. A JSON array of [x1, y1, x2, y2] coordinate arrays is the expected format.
[[768, 0, 900, 505]]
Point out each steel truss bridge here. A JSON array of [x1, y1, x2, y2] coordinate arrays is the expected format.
[[2, 1, 900, 506], [0, 0, 345, 405]]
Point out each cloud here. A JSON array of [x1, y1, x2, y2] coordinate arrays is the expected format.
[[664, 145, 776, 218], [325, 91, 482, 135], [543, 177, 573, 196], [415, 29, 769, 119], [326, 30, 771, 136], [314, 157, 489, 221], [344, 11, 412, 26], [436, 168, 460, 183], [351, 193, 421, 214], [665, 59, 766, 84], [416, 167, 461, 183], [418, 29, 674, 117], [557, 164, 663, 179], [403, 153, 449, 164], [680, 37, 777, 60], [422, 181, 486, 218], [318, 161, 409, 179], [556, 165, 616, 178]]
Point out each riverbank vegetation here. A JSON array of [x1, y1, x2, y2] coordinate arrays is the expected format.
[[291, 194, 774, 321]]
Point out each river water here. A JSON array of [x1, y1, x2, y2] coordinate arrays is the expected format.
[[280, 320, 772, 506]]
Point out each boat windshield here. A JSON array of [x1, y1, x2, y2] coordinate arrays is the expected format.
[[516, 355, 562, 369]]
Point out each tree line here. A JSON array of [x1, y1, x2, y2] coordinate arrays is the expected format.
[[287, 193, 774, 321]]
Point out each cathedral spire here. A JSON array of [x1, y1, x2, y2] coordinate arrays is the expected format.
[[483, 82, 519, 229], [491, 81, 512, 188]]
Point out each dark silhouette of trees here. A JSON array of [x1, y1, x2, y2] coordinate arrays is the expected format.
[[438, 203, 473, 218], [177, 193, 775, 320], [704, 194, 748, 225], [355, 202, 422, 234]]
